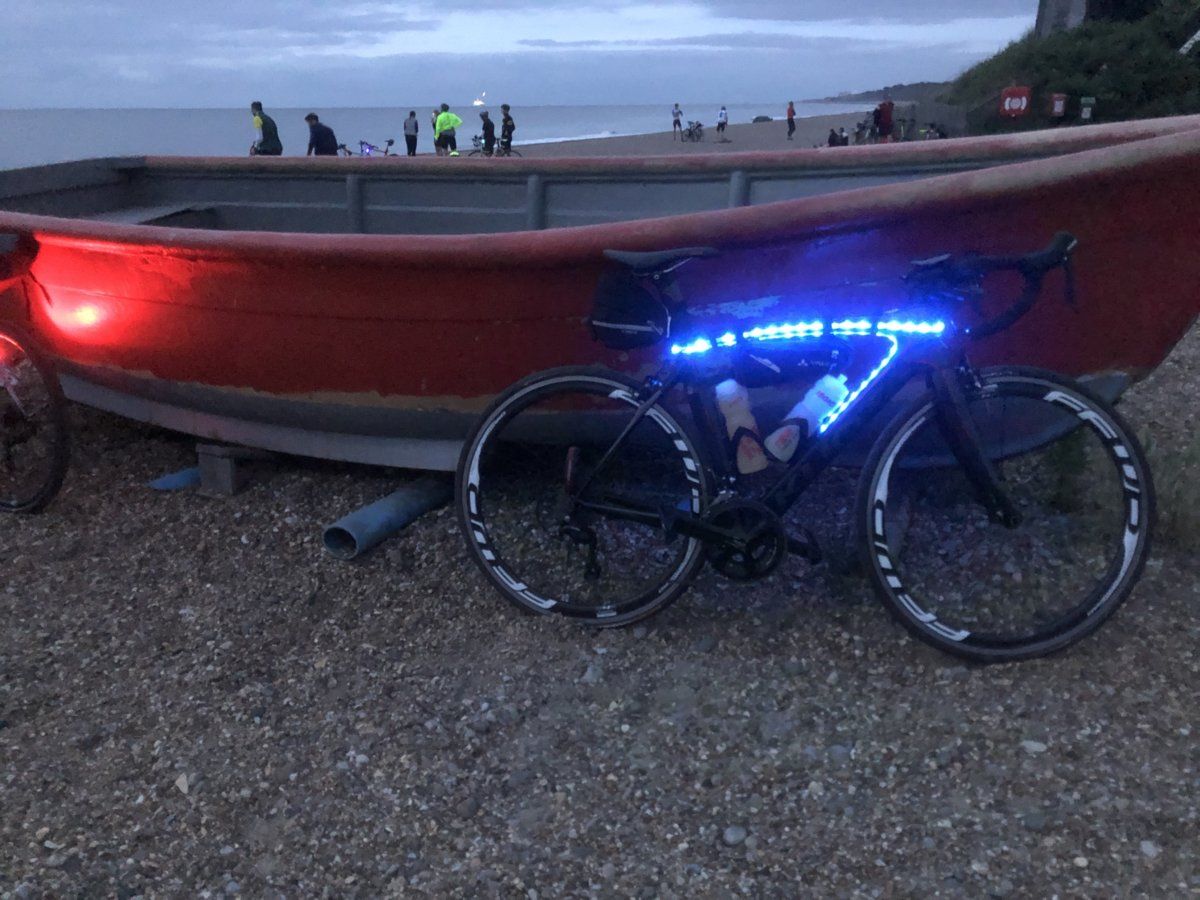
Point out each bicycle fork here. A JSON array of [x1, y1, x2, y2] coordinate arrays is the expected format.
[[929, 366, 1021, 528]]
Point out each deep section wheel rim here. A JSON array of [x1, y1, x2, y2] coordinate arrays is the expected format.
[[462, 375, 705, 621]]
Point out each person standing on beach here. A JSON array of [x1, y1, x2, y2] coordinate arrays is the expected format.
[[786, 101, 796, 140], [249, 102, 282, 156], [672, 103, 683, 139], [304, 113, 339, 156], [403, 111, 419, 156], [500, 104, 516, 155], [480, 110, 496, 156], [435, 103, 463, 156], [838, 126, 849, 146], [431, 109, 443, 155], [716, 106, 728, 137], [877, 99, 894, 143]]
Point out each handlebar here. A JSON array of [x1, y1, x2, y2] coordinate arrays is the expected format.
[[908, 232, 1078, 340]]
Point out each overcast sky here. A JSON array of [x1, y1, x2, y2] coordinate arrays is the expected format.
[[2, 1, 1037, 108]]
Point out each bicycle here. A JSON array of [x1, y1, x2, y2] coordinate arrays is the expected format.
[[0, 323, 69, 513], [468, 134, 522, 157], [337, 139, 396, 157], [681, 120, 705, 142], [455, 234, 1155, 663]]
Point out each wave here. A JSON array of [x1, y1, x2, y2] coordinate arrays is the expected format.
[[520, 130, 627, 145]]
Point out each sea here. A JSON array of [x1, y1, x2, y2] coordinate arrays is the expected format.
[[0, 102, 870, 170]]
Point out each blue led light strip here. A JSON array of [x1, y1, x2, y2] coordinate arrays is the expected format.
[[669, 318, 944, 354], [670, 336, 714, 355], [669, 316, 944, 436], [877, 320, 946, 335], [741, 321, 823, 342], [817, 333, 899, 433]]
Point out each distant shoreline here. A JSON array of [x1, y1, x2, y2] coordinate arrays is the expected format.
[[0, 102, 872, 170], [807, 82, 952, 104], [520, 111, 869, 157]]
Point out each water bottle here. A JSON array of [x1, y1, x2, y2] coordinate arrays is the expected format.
[[714, 379, 768, 474], [763, 374, 849, 462]]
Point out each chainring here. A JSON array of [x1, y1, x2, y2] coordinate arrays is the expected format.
[[703, 498, 789, 581]]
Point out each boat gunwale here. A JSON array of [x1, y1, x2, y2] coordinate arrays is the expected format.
[[0, 117, 1198, 270]]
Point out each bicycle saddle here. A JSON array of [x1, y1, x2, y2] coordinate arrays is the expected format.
[[603, 246, 719, 276]]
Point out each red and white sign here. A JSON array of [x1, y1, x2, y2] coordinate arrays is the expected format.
[[1049, 93, 1068, 117], [1000, 86, 1032, 118]]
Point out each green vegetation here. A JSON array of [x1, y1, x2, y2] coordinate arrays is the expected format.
[[945, 0, 1200, 132]]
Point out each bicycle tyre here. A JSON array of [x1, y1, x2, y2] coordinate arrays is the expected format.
[[0, 322, 69, 513], [456, 366, 710, 626], [857, 366, 1154, 663]]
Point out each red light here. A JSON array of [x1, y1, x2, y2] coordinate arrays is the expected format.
[[73, 305, 101, 327], [44, 299, 108, 335]]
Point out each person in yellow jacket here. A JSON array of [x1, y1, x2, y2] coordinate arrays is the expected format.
[[434, 103, 463, 156]]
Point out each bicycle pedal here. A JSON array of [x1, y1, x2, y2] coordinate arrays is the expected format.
[[786, 528, 822, 564]]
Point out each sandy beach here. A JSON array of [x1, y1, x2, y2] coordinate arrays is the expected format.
[[520, 112, 866, 157]]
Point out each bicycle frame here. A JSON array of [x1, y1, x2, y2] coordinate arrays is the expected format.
[[566, 326, 1016, 543]]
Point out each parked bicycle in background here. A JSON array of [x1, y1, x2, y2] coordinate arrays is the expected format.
[[337, 139, 396, 157], [469, 135, 522, 158]]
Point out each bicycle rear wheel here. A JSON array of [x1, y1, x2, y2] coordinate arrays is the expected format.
[[0, 325, 69, 513], [858, 367, 1153, 662], [457, 366, 709, 625]]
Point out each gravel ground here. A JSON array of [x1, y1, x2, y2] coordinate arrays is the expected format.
[[2, 325, 1199, 898]]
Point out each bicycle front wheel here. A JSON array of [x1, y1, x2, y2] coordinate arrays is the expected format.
[[0, 324, 69, 513], [457, 366, 710, 625], [858, 367, 1153, 662]]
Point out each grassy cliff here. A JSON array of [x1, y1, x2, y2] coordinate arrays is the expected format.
[[946, 0, 1200, 131]]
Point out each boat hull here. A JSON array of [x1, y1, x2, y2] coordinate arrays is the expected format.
[[2, 120, 1198, 470]]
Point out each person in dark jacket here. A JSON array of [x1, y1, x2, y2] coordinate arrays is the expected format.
[[250, 101, 282, 156], [304, 113, 339, 156], [479, 110, 496, 155], [403, 111, 419, 156], [500, 104, 515, 155]]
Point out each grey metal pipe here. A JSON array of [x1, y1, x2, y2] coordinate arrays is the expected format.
[[323, 477, 451, 560]]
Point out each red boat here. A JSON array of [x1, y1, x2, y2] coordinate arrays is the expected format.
[[1, 116, 1198, 470]]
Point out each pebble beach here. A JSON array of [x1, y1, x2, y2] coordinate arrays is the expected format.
[[520, 114, 869, 157], [1, 309, 1197, 895], [2, 114, 1199, 892]]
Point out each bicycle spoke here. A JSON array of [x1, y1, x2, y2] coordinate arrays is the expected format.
[[460, 372, 706, 623], [864, 371, 1151, 661]]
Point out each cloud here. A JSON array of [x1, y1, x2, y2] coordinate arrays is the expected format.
[[0, 0, 1034, 108], [697, 0, 1037, 23], [518, 30, 997, 52]]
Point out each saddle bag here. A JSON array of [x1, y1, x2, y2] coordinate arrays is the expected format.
[[588, 268, 671, 350]]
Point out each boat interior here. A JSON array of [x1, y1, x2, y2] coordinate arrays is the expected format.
[[0, 151, 1078, 236]]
